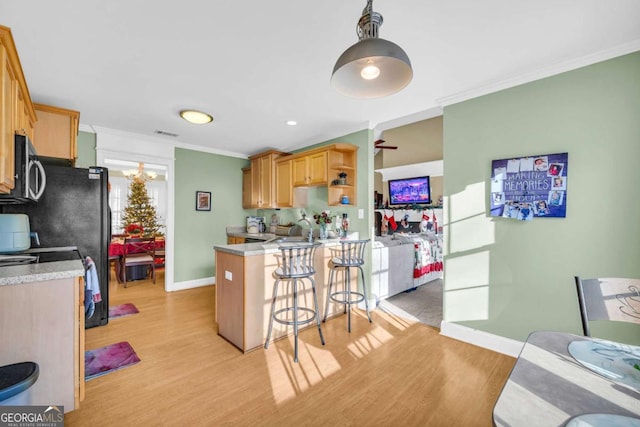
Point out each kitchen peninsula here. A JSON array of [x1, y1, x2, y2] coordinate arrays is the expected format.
[[214, 238, 359, 352]]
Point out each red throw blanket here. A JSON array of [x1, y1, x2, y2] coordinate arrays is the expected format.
[[413, 238, 443, 279]]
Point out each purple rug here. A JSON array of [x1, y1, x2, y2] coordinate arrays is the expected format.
[[85, 341, 141, 380], [108, 303, 139, 319]]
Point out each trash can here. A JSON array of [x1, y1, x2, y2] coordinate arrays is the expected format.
[[0, 362, 39, 406]]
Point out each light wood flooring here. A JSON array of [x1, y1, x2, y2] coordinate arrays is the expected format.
[[65, 269, 515, 426]]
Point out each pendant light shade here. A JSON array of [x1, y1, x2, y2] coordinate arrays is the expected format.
[[331, 0, 412, 99]]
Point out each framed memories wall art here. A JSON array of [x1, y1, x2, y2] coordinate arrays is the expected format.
[[490, 152, 568, 221]]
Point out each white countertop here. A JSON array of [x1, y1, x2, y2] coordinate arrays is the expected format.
[[215, 234, 360, 256], [0, 259, 85, 286]]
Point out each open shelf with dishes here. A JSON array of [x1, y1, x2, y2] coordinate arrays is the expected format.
[[327, 146, 357, 206]]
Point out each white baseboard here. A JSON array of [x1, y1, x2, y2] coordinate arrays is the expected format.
[[439, 321, 523, 358], [167, 276, 215, 292]]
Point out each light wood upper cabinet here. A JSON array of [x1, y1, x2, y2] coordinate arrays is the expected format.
[[0, 25, 37, 194], [0, 44, 14, 193], [292, 157, 307, 187], [247, 150, 288, 208], [33, 103, 80, 162], [275, 159, 293, 208], [242, 167, 252, 209], [327, 146, 357, 206], [292, 151, 328, 187], [274, 143, 358, 206]]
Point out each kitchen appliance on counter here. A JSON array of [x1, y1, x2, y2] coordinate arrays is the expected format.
[[246, 216, 266, 234], [0, 214, 33, 253], [0, 135, 46, 204], [1, 165, 110, 328]]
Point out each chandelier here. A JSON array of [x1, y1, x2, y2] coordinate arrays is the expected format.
[[122, 163, 157, 183]]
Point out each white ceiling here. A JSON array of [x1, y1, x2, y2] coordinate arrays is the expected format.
[[2, 1, 639, 158]]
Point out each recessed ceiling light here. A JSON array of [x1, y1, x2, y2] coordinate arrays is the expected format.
[[180, 110, 214, 124], [286, 120, 297, 126]]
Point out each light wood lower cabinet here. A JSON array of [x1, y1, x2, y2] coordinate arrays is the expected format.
[[226, 236, 246, 244], [0, 276, 84, 412], [215, 247, 355, 352]]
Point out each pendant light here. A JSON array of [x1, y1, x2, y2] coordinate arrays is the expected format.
[[331, 0, 413, 99]]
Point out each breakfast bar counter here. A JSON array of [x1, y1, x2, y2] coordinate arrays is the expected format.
[[213, 238, 360, 352]]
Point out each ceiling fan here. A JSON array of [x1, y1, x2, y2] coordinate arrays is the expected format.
[[374, 139, 398, 150]]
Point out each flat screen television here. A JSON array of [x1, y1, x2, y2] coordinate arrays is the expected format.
[[388, 176, 431, 205]]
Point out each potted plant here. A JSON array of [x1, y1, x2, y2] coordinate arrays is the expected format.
[[313, 210, 332, 240]]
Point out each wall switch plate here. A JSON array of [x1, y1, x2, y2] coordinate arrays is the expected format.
[[358, 209, 364, 219], [225, 271, 232, 281]]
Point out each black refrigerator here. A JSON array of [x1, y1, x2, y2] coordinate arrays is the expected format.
[[2, 164, 111, 328]]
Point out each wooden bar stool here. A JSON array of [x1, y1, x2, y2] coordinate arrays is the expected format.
[[323, 239, 372, 332], [264, 243, 325, 362]]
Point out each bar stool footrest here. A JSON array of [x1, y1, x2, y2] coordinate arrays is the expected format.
[[273, 307, 317, 327], [329, 290, 365, 306]]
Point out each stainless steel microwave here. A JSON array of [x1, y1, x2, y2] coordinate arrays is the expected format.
[[0, 135, 46, 204]]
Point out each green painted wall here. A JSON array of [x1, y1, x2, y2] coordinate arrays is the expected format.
[[174, 148, 248, 282], [443, 52, 640, 344], [76, 131, 96, 167]]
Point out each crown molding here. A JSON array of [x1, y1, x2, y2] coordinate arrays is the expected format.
[[375, 159, 443, 181], [86, 125, 248, 159], [437, 40, 640, 107]]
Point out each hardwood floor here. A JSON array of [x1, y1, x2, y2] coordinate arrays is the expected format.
[[65, 269, 515, 426]]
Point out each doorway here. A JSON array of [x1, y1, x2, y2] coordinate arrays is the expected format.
[[95, 128, 175, 291], [372, 113, 444, 328]]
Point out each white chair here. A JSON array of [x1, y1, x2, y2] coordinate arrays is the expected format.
[[574, 276, 640, 336]]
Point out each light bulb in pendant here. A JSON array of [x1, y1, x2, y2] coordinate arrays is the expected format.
[[361, 64, 380, 80]]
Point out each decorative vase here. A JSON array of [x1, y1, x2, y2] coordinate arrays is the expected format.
[[319, 223, 328, 240]]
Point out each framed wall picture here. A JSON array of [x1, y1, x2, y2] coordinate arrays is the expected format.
[[490, 152, 568, 219], [196, 191, 211, 211]]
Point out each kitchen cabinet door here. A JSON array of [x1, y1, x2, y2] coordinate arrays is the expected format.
[[292, 151, 328, 187], [14, 84, 34, 140], [307, 151, 328, 185], [292, 156, 308, 186], [0, 43, 15, 193], [258, 155, 273, 207], [247, 150, 288, 208], [242, 167, 251, 209], [275, 159, 293, 207], [33, 103, 80, 162]]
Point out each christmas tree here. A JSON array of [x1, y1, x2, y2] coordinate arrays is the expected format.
[[121, 163, 162, 236]]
